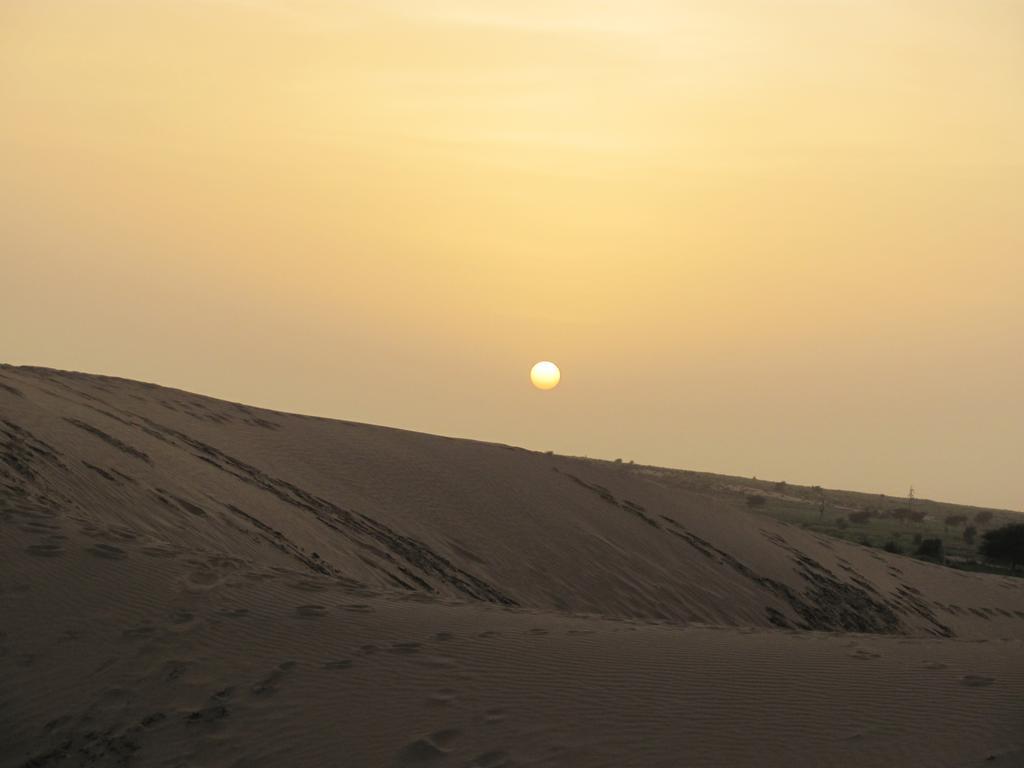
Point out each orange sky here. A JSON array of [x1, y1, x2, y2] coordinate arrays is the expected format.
[[2, 1, 1022, 509]]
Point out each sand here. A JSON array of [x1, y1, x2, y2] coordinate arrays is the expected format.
[[1, 365, 1022, 767]]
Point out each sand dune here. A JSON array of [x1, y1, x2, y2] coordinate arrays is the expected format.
[[1, 365, 1022, 767]]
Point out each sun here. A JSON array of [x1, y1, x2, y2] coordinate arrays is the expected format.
[[530, 361, 561, 390]]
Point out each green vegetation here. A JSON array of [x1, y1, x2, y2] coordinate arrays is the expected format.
[[579, 456, 1024, 578], [915, 538, 945, 564], [718, 491, 1006, 564], [979, 524, 1024, 571], [736, 490, 1022, 576]]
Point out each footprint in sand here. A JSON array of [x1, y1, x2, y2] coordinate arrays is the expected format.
[[426, 688, 457, 706], [174, 498, 207, 518], [163, 660, 190, 681], [21, 522, 61, 536], [141, 545, 180, 559], [483, 708, 506, 724], [323, 660, 353, 670], [109, 526, 138, 541], [100, 686, 131, 703], [186, 703, 229, 724], [87, 543, 127, 560], [43, 715, 72, 732], [251, 661, 297, 695], [340, 603, 374, 613], [395, 729, 461, 764], [290, 580, 328, 592], [187, 570, 219, 587], [433, 631, 454, 642], [922, 662, 948, 670], [466, 751, 511, 767], [418, 655, 457, 670], [390, 642, 422, 655], [123, 625, 156, 639], [217, 607, 250, 619], [208, 555, 245, 569], [295, 605, 327, 619], [140, 712, 166, 728], [961, 674, 995, 687], [26, 543, 64, 558], [849, 649, 882, 660]]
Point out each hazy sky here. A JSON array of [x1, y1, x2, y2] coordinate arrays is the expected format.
[[2, 1, 1022, 509]]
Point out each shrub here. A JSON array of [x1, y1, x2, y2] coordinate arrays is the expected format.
[[979, 523, 1024, 571], [963, 525, 978, 546], [746, 494, 766, 508], [974, 510, 995, 527], [944, 514, 968, 532], [848, 509, 875, 525], [836, 517, 848, 530], [915, 538, 945, 564], [882, 541, 903, 555], [889, 507, 910, 522]]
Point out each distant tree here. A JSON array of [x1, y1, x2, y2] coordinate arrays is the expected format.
[[775, 481, 788, 492], [915, 538, 945, 564], [889, 507, 910, 522], [849, 509, 875, 525], [963, 525, 978, 546], [979, 524, 1024, 571], [908, 510, 927, 524], [944, 514, 968, 532], [974, 511, 995, 527], [614, 458, 623, 463], [883, 540, 903, 555], [912, 532, 923, 546], [746, 494, 766, 508]]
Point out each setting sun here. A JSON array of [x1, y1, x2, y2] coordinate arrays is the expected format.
[[530, 361, 561, 390]]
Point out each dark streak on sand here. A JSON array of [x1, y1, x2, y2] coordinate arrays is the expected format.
[[62, 418, 152, 464], [61, 405, 517, 607]]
